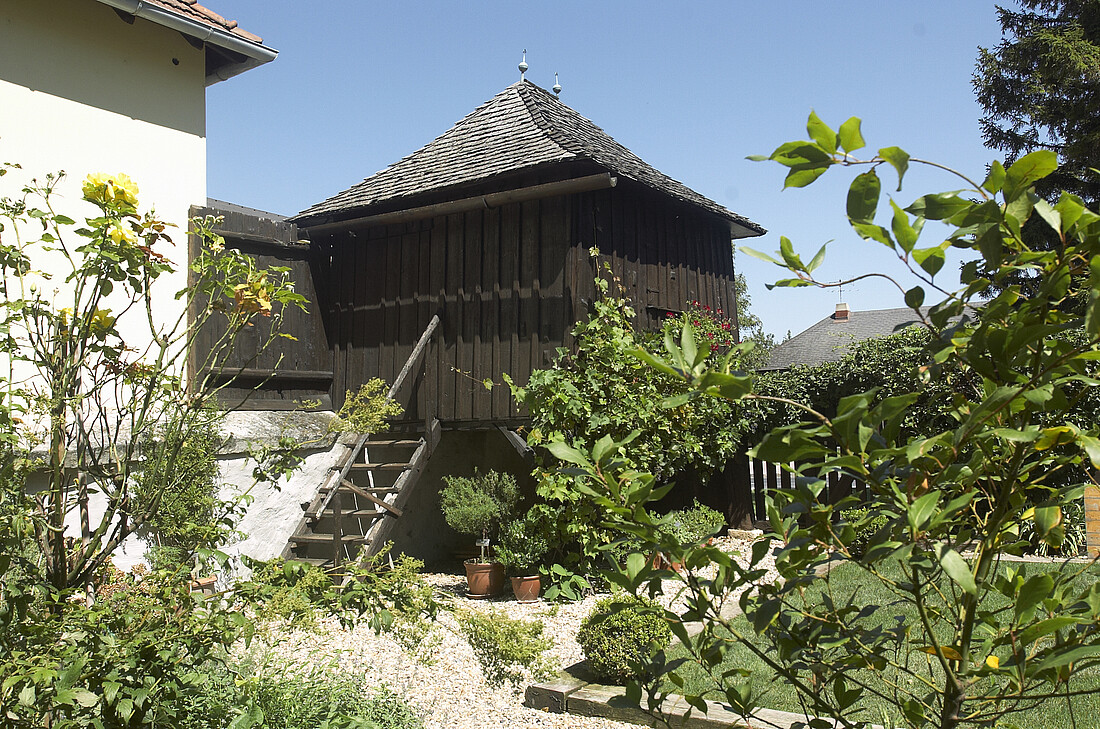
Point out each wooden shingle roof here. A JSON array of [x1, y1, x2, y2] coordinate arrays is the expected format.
[[294, 80, 764, 236]]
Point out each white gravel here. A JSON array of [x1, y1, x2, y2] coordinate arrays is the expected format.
[[243, 533, 778, 729]]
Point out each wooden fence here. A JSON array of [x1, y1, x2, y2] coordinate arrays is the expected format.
[[742, 455, 865, 525]]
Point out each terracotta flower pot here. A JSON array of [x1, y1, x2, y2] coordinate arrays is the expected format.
[[190, 575, 217, 596], [510, 575, 541, 603], [650, 552, 683, 573], [464, 560, 505, 598]]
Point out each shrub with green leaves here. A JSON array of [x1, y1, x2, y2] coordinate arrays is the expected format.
[[241, 557, 333, 626], [328, 378, 404, 434], [133, 408, 228, 569], [577, 594, 671, 685], [180, 657, 423, 729], [495, 509, 550, 577], [238, 550, 440, 639], [456, 607, 557, 687], [508, 257, 755, 593], [558, 114, 1100, 728], [839, 506, 891, 560], [666, 500, 726, 546], [439, 469, 519, 544]]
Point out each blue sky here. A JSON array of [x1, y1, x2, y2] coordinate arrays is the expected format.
[[206, 1, 1006, 340]]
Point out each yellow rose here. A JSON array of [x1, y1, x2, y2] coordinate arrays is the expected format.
[[107, 223, 137, 246], [82, 172, 139, 208]]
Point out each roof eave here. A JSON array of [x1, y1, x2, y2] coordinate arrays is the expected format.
[[95, 0, 278, 86], [730, 219, 766, 239]]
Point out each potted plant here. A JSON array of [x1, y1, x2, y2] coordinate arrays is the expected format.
[[440, 468, 519, 598], [657, 499, 726, 571], [495, 510, 550, 603]]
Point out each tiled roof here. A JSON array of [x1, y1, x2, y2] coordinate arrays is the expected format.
[[294, 81, 764, 236], [761, 307, 931, 371], [142, 0, 263, 43]]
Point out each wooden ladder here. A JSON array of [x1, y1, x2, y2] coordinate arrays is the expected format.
[[281, 313, 441, 574]]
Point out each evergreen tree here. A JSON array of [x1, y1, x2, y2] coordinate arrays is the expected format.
[[974, 0, 1100, 206]]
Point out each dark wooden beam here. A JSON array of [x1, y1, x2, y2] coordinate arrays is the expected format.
[[305, 173, 618, 235]]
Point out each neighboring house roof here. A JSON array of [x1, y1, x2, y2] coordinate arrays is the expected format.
[[95, 0, 276, 84], [293, 80, 765, 238], [760, 306, 931, 372]]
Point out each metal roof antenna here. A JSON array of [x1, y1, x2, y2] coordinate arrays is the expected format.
[[553, 72, 562, 96], [518, 49, 528, 80]]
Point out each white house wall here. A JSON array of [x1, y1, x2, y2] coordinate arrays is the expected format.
[[0, 0, 207, 338]]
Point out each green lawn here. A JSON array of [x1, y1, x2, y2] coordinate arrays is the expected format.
[[662, 559, 1100, 728]]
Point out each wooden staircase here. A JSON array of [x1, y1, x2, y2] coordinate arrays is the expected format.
[[280, 313, 441, 574], [281, 423, 440, 571]]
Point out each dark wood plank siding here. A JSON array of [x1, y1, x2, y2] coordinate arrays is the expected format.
[[188, 205, 332, 410], [315, 179, 738, 427]]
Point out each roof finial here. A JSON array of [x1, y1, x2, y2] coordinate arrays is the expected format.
[[553, 72, 562, 96], [518, 49, 528, 80]]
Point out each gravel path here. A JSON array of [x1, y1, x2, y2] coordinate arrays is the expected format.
[[245, 533, 778, 729]]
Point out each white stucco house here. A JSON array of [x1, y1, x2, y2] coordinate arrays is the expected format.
[[0, 1, 304, 570], [0, 0, 276, 323]]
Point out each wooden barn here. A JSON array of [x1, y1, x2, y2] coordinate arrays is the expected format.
[[293, 79, 764, 425], [195, 80, 765, 568]]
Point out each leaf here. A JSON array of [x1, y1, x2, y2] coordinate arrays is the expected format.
[[117, 698, 135, 723], [767, 141, 834, 189], [1032, 198, 1062, 235], [1033, 503, 1062, 538], [785, 166, 830, 189], [626, 552, 646, 580], [851, 222, 894, 249], [770, 141, 832, 169], [1015, 573, 1053, 622], [904, 286, 925, 309], [807, 111, 837, 155], [878, 146, 910, 190], [1003, 150, 1058, 201], [591, 434, 616, 464], [739, 246, 782, 266], [985, 655, 1000, 670], [545, 440, 589, 467], [908, 491, 940, 531], [1080, 434, 1100, 468], [779, 236, 803, 270], [905, 193, 971, 221], [1036, 645, 1100, 673], [71, 689, 99, 708], [982, 160, 1006, 194], [912, 244, 947, 277], [890, 199, 923, 252], [935, 544, 976, 595], [847, 171, 881, 225], [919, 645, 963, 661], [838, 117, 865, 153], [806, 242, 828, 273]]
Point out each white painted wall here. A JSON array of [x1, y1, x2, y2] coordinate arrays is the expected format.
[[0, 0, 208, 335]]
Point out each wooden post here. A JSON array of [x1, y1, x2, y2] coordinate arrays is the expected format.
[[1085, 484, 1100, 559], [332, 490, 343, 569], [752, 457, 766, 524]]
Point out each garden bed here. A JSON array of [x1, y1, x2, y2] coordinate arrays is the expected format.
[[244, 533, 776, 729]]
